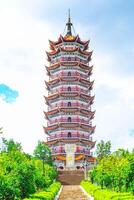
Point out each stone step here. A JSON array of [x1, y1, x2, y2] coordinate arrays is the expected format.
[[58, 170, 84, 175], [57, 170, 84, 185], [58, 186, 89, 200]]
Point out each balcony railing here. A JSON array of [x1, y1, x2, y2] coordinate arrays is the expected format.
[[51, 57, 88, 64], [48, 89, 91, 96], [47, 120, 92, 126], [47, 133, 92, 141], [50, 88, 88, 94], [50, 102, 88, 109], [76, 149, 92, 155], [48, 118, 90, 125], [51, 148, 92, 156], [51, 72, 88, 79]]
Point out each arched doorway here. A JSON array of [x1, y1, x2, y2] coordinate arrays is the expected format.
[[68, 102, 71, 107], [68, 71, 71, 76], [68, 86, 71, 91], [68, 117, 71, 122], [68, 132, 72, 137]]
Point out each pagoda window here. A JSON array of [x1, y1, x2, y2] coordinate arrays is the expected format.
[[68, 57, 71, 61], [68, 86, 71, 91], [68, 102, 71, 107], [68, 71, 71, 76], [81, 119, 84, 123], [82, 149, 85, 153], [68, 132, 72, 137], [68, 117, 71, 122]]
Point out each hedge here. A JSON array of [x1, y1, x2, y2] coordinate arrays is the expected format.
[[81, 181, 134, 200], [23, 182, 61, 200]]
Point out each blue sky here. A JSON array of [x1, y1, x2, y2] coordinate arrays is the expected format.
[[0, 0, 134, 153], [0, 84, 18, 103]]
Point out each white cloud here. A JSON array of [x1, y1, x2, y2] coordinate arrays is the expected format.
[[0, 1, 52, 153], [91, 50, 134, 152]]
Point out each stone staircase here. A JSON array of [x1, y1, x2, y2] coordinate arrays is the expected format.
[[58, 186, 90, 200], [57, 170, 84, 185]]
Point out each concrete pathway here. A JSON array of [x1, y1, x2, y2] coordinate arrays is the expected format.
[[58, 185, 90, 200]]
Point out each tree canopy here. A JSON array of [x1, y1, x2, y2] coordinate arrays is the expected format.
[[95, 140, 111, 161], [91, 145, 134, 195], [0, 138, 57, 200], [1, 138, 22, 152], [34, 141, 52, 164]]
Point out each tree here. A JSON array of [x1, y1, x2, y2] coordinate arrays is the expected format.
[[34, 141, 52, 174], [0, 127, 3, 134], [0, 145, 37, 199], [96, 140, 111, 161], [0, 127, 3, 152], [1, 138, 22, 152], [90, 148, 134, 194], [127, 153, 134, 195], [0, 138, 57, 200], [114, 148, 129, 158]]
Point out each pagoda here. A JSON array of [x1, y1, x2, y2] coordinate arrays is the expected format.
[[44, 13, 96, 169]]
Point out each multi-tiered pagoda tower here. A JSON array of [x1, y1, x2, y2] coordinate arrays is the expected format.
[[44, 14, 96, 169]]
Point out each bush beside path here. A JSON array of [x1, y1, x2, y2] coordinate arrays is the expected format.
[[81, 181, 134, 200]]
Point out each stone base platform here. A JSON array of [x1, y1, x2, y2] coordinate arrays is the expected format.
[[57, 170, 84, 185]]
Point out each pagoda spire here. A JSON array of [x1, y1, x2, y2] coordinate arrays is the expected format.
[[66, 9, 73, 36]]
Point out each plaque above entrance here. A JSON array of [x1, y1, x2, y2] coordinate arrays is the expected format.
[[65, 144, 76, 168]]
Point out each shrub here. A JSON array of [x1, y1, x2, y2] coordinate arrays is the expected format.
[[24, 182, 61, 200], [81, 181, 134, 200]]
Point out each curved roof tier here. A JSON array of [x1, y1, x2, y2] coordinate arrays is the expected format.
[[44, 123, 96, 134], [45, 77, 94, 87], [46, 46, 92, 56], [44, 92, 94, 103], [49, 34, 89, 47], [86, 156, 96, 162], [46, 62, 93, 71], [46, 138, 96, 147], [46, 63, 93, 76], [51, 155, 96, 162], [44, 107, 95, 118]]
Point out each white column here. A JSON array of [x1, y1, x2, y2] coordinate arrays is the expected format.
[[65, 144, 76, 168]]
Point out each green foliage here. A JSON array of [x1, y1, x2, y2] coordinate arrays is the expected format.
[[0, 174, 20, 200], [23, 182, 61, 200], [96, 140, 111, 161], [90, 148, 134, 195], [34, 141, 52, 165], [1, 138, 22, 152], [0, 127, 3, 134], [0, 138, 57, 200], [81, 181, 134, 200]]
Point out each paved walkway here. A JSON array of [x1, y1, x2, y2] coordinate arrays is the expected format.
[[58, 185, 90, 200]]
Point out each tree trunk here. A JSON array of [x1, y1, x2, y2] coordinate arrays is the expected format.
[[118, 178, 122, 192]]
